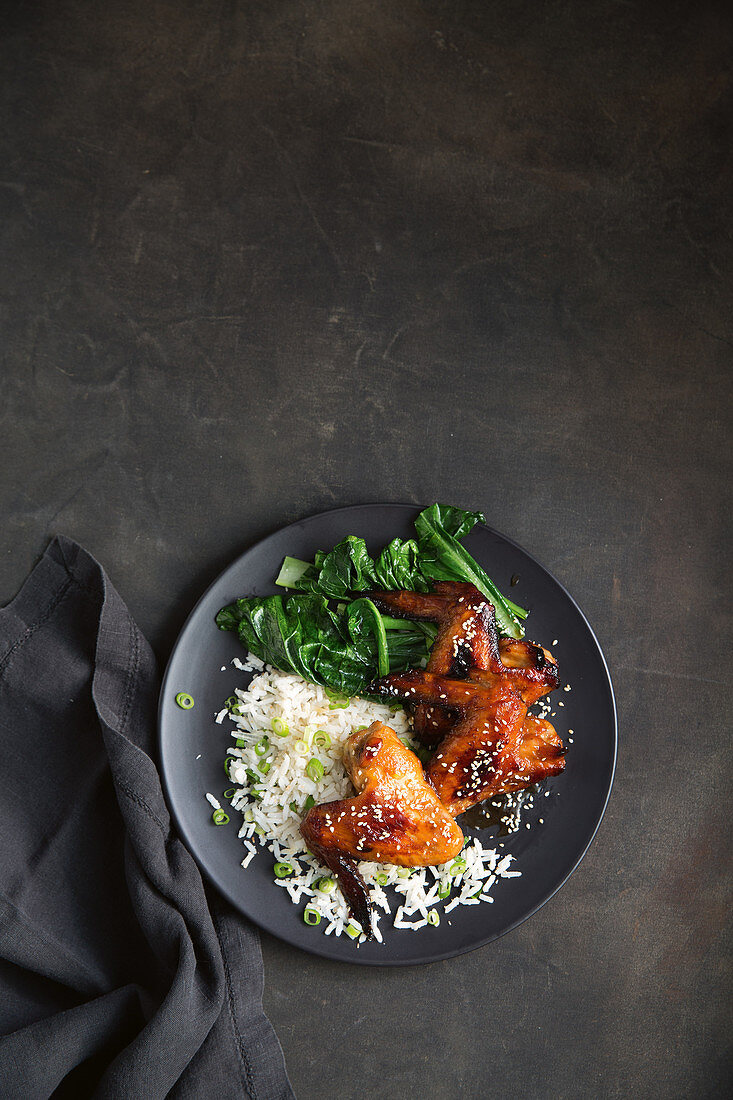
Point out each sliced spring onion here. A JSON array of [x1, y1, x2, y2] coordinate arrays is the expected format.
[[324, 686, 350, 710], [235, 738, 245, 748], [274, 862, 293, 878], [175, 692, 194, 709], [271, 717, 289, 737], [225, 696, 238, 708], [345, 923, 362, 940], [397, 868, 412, 879], [258, 760, 271, 776], [428, 909, 440, 927], [224, 757, 234, 778], [450, 857, 467, 876], [303, 907, 322, 926], [316, 877, 336, 894], [311, 729, 331, 750], [305, 758, 324, 782], [243, 808, 255, 823], [288, 800, 299, 814], [437, 881, 451, 899], [254, 823, 265, 834], [223, 788, 235, 799], [375, 872, 389, 886], [212, 809, 229, 825], [246, 767, 260, 786], [293, 739, 309, 755], [254, 737, 269, 756], [303, 795, 315, 812], [230, 705, 243, 716]]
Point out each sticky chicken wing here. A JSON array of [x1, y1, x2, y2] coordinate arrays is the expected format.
[[370, 582, 495, 746], [369, 594, 565, 816], [301, 721, 464, 933], [371, 670, 565, 815]]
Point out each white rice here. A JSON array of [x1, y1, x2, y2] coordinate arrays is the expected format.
[[214, 660, 521, 945]]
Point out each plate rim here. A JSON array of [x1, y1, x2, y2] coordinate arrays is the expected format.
[[158, 502, 618, 966]]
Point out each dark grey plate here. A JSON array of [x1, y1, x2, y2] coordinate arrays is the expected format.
[[159, 504, 617, 966]]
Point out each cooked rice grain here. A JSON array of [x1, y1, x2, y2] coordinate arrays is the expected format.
[[215, 663, 520, 943]]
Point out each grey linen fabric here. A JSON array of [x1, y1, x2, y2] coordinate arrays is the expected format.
[[0, 536, 294, 1100]]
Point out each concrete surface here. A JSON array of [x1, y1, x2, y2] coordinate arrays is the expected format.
[[1, 1, 731, 1097]]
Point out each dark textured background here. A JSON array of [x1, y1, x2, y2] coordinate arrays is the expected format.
[[1, 1, 731, 1097]]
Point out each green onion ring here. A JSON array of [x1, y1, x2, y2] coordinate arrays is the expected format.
[[312, 730, 331, 750], [305, 758, 324, 782]]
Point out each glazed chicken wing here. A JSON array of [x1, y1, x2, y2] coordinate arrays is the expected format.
[[501, 716, 566, 795], [369, 594, 564, 816], [370, 583, 558, 743], [371, 670, 565, 815], [369, 582, 495, 745], [301, 721, 464, 933]]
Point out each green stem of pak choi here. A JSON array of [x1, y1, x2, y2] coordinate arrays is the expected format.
[[275, 556, 312, 588]]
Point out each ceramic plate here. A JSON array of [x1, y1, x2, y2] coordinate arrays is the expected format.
[[159, 504, 617, 965]]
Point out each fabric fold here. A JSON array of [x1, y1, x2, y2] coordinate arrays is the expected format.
[[0, 536, 293, 1100]]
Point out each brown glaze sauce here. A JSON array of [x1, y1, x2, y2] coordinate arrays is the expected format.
[[459, 786, 539, 836]]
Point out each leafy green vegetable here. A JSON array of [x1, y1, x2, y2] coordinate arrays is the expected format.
[[275, 506, 525, 638], [217, 502, 527, 694], [374, 538, 429, 590], [215, 592, 432, 696], [414, 503, 525, 638], [279, 535, 431, 600], [346, 598, 389, 678]]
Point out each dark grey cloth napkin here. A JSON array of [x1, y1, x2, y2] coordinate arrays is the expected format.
[[0, 536, 294, 1100]]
